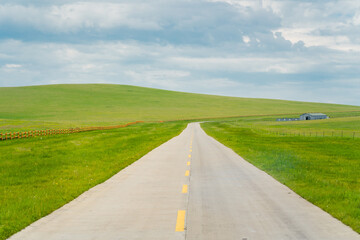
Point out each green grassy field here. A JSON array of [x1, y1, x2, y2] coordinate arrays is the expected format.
[[0, 121, 186, 240], [227, 114, 360, 138], [1, 84, 360, 132], [2, 84, 360, 239], [202, 118, 360, 233]]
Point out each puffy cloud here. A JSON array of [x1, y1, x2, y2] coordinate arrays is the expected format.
[[0, 2, 161, 33], [4, 64, 22, 68], [0, 1, 284, 46]]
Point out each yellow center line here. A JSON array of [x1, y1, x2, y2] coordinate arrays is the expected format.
[[182, 184, 188, 193], [188, 154, 191, 158], [185, 170, 190, 176], [175, 210, 186, 232], [187, 161, 190, 166], [189, 149, 192, 152]]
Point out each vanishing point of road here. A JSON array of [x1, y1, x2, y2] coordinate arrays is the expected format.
[[9, 123, 360, 240]]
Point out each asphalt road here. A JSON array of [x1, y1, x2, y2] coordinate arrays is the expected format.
[[9, 123, 360, 240]]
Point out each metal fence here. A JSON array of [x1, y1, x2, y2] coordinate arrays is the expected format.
[[259, 128, 360, 139]]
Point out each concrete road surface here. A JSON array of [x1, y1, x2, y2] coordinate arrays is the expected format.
[[9, 123, 360, 240]]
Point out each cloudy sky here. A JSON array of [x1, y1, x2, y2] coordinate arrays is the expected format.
[[0, 0, 359, 105]]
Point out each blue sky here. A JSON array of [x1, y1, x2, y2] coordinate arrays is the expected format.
[[0, 0, 359, 105]]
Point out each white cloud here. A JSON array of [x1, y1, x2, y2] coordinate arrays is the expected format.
[[265, 1, 360, 52], [0, 2, 161, 33], [276, 28, 360, 52], [242, 36, 250, 43], [353, 12, 360, 25], [208, 0, 262, 9], [168, 56, 314, 74], [4, 64, 22, 68]]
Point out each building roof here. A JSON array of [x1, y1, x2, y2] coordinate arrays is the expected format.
[[301, 113, 327, 116]]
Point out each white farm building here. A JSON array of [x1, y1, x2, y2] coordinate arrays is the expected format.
[[277, 113, 329, 121], [299, 113, 329, 120]]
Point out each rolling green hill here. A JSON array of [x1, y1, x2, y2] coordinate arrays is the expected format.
[[1, 84, 360, 238], [1, 84, 359, 132]]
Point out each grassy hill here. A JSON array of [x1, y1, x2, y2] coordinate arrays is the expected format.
[[1, 84, 360, 131], [1, 84, 360, 238]]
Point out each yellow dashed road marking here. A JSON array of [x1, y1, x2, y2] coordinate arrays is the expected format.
[[175, 210, 186, 231], [182, 184, 188, 193], [189, 149, 192, 152], [185, 170, 190, 176], [187, 161, 191, 166], [188, 154, 191, 158]]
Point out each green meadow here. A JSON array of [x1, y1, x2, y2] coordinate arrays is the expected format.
[[1, 84, 360, 239], [0, 122, 186, 239], [1, 84, 360, 132], [234, 114, 360, 138], [202, 115, 360, 233]]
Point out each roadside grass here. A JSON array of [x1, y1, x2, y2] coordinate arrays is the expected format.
[[1, 84, 360, 132], [220, 114, 360, 138], [202, 120, 360, 233], [0, 119, 129, 133], [0, 121, 186, 240]]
